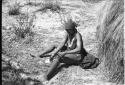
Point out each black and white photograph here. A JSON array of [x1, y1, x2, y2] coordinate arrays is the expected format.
[[2, 0, 124, 85]]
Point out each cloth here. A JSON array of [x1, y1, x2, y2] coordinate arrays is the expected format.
[[59, 53, 82, 65], [59, 46, 100, 69], [79, 53, 100, 69]]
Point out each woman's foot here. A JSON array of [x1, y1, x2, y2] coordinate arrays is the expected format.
[[42, 75, 49, 85], [45, 58, 51, 64], [42, 81, 49, 85]]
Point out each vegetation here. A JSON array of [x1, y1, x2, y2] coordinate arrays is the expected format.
[[35, 0, 63, 13], [2, 13, 36, 60], [12, 13, 35, 40], [2, 0, 8, 4], [2, 55, 42, 85], [8, 2, 21, 16], [97, 0, 124, 84], [82, 0, 103, 3]]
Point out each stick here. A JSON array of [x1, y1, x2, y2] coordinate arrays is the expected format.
[[30, 54, 51, 58]]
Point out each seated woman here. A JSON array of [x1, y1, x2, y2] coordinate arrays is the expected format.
[[36, 19, 88, 81]]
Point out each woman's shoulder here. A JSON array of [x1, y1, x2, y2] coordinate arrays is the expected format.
[[63, 31, 68, 38], [76, 32, 82, 38]]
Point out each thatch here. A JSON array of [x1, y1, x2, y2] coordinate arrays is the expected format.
[[97, 0, 124, 84]]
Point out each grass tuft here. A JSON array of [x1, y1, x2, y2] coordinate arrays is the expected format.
[[8, 2, 21, 16], [36, 0, 63, 13], [12, 13, 35, 40]]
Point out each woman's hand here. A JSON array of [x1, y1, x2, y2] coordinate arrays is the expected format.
[[51, 53, 56, 58], [58, 52, 66, 57], [50, 51, 66, 61], [50, 52, 57, 61]]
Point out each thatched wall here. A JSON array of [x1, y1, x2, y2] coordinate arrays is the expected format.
[[96, 0, 124, 84]]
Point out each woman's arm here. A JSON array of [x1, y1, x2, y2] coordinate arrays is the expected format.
[[39, 45, 56, 56], [52, 33, 68, 56]]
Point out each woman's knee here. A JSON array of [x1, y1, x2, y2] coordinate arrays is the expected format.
[[63, 54, 81, 63], [59, 55, 75, 64], [48, 45, 57, 51], [53, 57, 61, 64], [51, 45, 57, 49], [63, 54, 74, 59]]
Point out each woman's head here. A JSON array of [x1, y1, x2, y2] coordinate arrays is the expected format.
[[64, 18, 78, 35]]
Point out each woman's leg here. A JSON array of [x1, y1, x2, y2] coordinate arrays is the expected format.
[[60, 54, 82, 65], [44, 54, 82, 80], [39, 45, 57, 57], [45, 57, 60, 80]]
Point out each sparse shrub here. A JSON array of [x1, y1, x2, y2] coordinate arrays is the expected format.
[[25, 2, 42, 6], [12, 13, 35, 41], [36, 0, 63, 13], [2, 0, 8, 4], [8, 2, 21, 16], [97, 0, 124, 84], [82, 0, 103, 3], [2, 13, 36, 60]]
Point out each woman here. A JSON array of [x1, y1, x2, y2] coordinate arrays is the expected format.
[[37, 19, 88, 81]]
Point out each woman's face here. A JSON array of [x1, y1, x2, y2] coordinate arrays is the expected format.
[[66, 29, 75, 35]]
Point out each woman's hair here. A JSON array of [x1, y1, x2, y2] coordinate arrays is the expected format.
[[64, 18, 78, 30]]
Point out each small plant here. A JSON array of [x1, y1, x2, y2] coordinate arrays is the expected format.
[[12, 13, 35, 41], [25, 2, 41, 6], [2, 0, 8, 4], [82, 0, 102, 3], [36, 0, 63, 13], [8, 2, 21, 16]]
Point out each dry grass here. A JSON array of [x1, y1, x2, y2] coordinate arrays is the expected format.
[[8, 2, 21, 16], [97, 0, 124, 84], [35, 0, 63, 13], [82, 0, 103, 3], [2, 55, 43, 85], [25, 2, 42, 7], [2, 13, 36, 59], [2, 0, 8, 4], [12, 14, 35, 41]]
